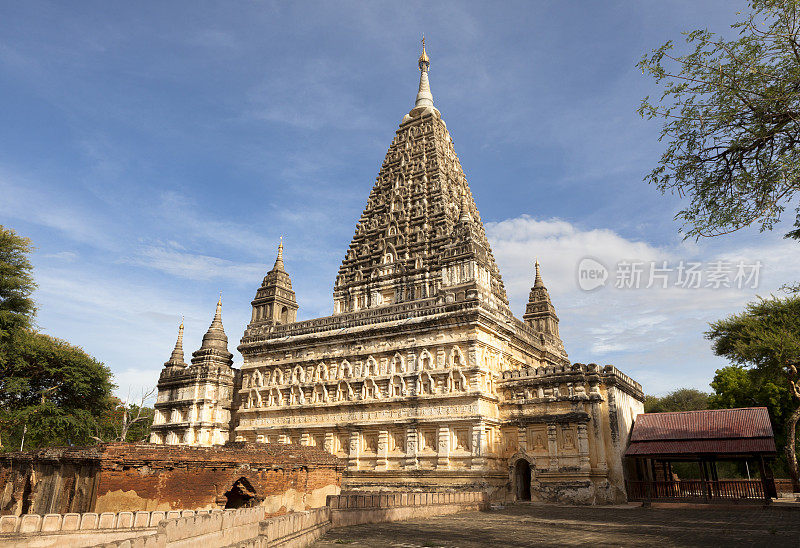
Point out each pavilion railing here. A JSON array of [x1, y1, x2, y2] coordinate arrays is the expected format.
[[626, 479, 766, 502]]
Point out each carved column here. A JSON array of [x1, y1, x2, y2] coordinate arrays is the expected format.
[[300, 432, 311, 446], [517, 425, 528, 454], [324, 431, 335, 454], [377, 429, 389, 471], [547, 424, 558, 470], [591, 400, 608, 471], [471, 420, 486, 469], [437, 426, 450, 469], [348, 430, 360, 471], [577, 424, 590, 470], [405, 426, 419, 468]]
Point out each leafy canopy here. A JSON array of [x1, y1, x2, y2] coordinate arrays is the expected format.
[[638, 0, 800, 239], [644, 388, 710, 413], [0, 225, 36, 341], [0, 332, 116, 449], [707, 295, 800, 484], [707, 295, 800, 375]]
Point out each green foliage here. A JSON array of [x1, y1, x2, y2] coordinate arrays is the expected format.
[[638, 0, 800, 239], [707, 295, 800, 374], [0, 332, 116, 450], [710, 365, 795, 475], [0, 225, 36, 341], [707, 294, 800, 484], [644, 388, 710, 413], [0, 224, 153, 450]]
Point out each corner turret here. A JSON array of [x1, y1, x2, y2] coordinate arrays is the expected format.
[[248, 239, 299, 327], [523, 261, 562, 343]]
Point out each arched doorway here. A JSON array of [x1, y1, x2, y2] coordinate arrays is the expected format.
[[515, 459, 532, 501], [224, 477, 260, 509]]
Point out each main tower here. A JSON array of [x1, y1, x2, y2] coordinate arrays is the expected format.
[[148, 42, 644, 503]]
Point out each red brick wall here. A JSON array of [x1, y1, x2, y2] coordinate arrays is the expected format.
[[2, 442, 342, 515]]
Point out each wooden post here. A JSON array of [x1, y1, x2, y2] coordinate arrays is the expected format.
[[758, 455, 777, 501], [700, 459, 710, 502], [711, 459, 719, 499]]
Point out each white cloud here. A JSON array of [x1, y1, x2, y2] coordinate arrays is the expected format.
[[0, 174, 119, 250], [125, 245, 266, 283], [486, 215, 800, 395]]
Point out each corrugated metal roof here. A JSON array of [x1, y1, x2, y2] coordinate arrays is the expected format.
[[625, 438, 776, 457], [629, 407, 773, 441]]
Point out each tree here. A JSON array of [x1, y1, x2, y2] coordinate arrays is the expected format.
[[644, 388, 710, 413], [94, 389, 155, 443], [0, 226, 36, 342], [0, 332, 115, 450], [710, 365, 795, 475], [707, 295, 800, 490], [638, 0, 800, 240]]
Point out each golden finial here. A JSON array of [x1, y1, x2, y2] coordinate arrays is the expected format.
[[418, 35, 430, 69], [218, 292, 222, 306]]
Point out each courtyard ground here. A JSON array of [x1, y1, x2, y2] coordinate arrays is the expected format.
[[312, 503, 800, 547]]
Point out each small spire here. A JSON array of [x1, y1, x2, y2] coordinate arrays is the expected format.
[[534, 259, 545, 288], [273, 237, 285, 271], [415, 36, 434, 109], [166, 319, 186, 367], [200, 294, 228, 351], [459, 188, 473, 222]]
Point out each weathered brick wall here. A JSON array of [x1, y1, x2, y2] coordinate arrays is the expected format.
[[1, 442, 342, 516], [0, 447, 101, 516]]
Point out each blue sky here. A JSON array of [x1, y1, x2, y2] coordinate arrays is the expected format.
[[2, 0, 798, 399]]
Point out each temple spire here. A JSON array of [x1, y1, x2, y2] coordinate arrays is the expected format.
[[415, 36, 434, 109], [164, 318, 186, 367], [273, 237, 285, 272], [198, 294, 228, 352], [523, 260, 563, 349], [190, 294, 233, 368], [534, 259, 544, 288]]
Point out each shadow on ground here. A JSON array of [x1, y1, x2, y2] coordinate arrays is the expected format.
[[313, 503, 800, 547]]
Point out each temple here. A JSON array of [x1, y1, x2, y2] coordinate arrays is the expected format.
[[150, 41, 644, 504]]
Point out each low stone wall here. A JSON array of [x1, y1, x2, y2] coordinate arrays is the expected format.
[[96, 506, 330, 548], [94, 506, 266, 548], [236, 508, 331, 548], [327, 491, 488, 527], [0, 491, 487, 547], [0, 507, 178, 548]]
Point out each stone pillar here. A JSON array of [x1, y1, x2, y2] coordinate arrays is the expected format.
[[471, 420, 486, 469], [300, 432, 311, 446], [324, 431, 335, 454], [377, 429, 389, 471], [348, 430, 360, 471], [591, 401, 608, 471], [437, 426, 450, 469], [279, 433, 290, 444], [577, 424, 590, 470], [517, 425, 528, 454], [547, 424, 558, 471], [405, 426, 419, 469]]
